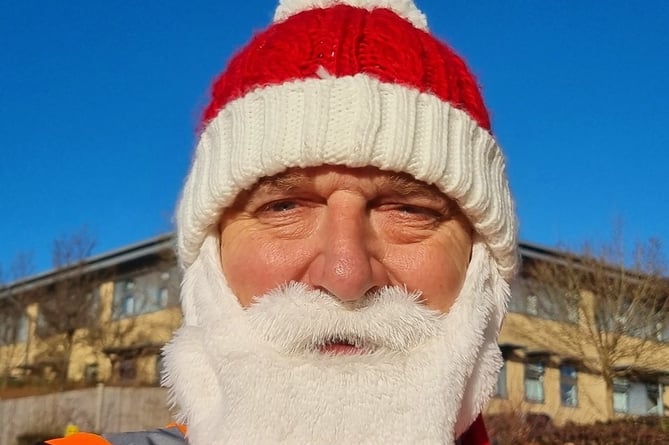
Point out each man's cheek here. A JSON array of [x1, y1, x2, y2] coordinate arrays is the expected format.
[[229, 241, 312, 302]]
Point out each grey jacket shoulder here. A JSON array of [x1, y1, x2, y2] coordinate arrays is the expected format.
[[102, 427, 186, 445]]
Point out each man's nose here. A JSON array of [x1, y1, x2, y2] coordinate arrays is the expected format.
[[309, 200, 385, 302]]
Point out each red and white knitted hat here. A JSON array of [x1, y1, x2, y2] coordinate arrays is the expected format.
[[176, 0, 518, 280]]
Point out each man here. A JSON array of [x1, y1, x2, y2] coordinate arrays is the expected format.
[[49, 0, 516, 443]]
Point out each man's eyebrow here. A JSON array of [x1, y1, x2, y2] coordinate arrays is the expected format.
[[380, 174, 449, 202], [253, 172, 310, 193]]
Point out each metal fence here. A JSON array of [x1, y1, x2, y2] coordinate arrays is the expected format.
[[0, 385, 172, 445]]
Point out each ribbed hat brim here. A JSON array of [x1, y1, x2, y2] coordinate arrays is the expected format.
[[177, 73, 517, 279]]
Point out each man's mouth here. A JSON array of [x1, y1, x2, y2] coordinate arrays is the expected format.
[[318, 337, 367, 355]]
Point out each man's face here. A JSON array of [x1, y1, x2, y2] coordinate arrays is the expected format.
[[218, 165, 473, 314], [168, 166, 505, 444]]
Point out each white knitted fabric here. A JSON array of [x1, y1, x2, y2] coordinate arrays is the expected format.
[[176, 73, 517, 280], [274, 0, 429, 30]]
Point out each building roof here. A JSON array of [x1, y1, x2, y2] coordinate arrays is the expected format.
[[0, 233, 175, 299]]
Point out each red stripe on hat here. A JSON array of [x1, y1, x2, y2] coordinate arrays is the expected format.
[[202, 5, 491, 131]]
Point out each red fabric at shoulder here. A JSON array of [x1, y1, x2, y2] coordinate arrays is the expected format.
[[459, 414, 490, 445], [45, 432, 112, 445]]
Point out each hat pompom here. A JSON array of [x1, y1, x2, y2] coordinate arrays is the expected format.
[[274, 0, 428, 30]]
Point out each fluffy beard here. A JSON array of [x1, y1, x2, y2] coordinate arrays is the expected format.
[[163, 234, 509, 445]]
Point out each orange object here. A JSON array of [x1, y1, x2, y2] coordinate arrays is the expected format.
[[45, 432, 112, 444], [44, 424, 187, 444], [165, 423, 188, 435]]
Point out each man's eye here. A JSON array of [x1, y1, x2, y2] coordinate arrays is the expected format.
[[261, 200, 299, 213], [396, 205, 442, 219], [397, 205, 424, 214]]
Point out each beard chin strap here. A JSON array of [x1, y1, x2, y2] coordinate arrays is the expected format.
[[163, 234, 509, 445]]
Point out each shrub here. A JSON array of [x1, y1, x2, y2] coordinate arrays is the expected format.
[[16, 432, 61, 445], [485, 413, 669, 445]]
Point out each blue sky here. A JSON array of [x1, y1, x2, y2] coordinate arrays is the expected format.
[[1, 1, 668, 276]]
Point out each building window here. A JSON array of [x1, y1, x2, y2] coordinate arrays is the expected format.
[[113, 269, 180, 319], [508, 279, 546, 318], [114, 280, 137, 318], [122, 295, 135, 316], [84, 363, 99, 384], [657, 320, 669, 342], [119, 358, 137, 381], [613, 378, 630, 413], [509, 279, 579, 323], [17, 313, 28, 343], [565, 296, 580, 324], [560, 364, 578, 407], [613, 379, 662, 415], [526, 294, 539, 316], [0, 311, 28, 345], [494, 359, 508, 398], [660, 317, 669, 342], [630, 382, 661, 415], [643, 383, 662, 415], [524, 362, 545, 403], [158, 287, 169, 308], [155, 354, 165, 385]]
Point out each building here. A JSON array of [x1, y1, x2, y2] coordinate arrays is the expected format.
[[1, 235, 668, 424], [490, 242, 669, 425], [0, 234, 180, 390]]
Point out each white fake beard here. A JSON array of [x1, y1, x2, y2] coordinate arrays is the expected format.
[[163, 235, 509, 445]]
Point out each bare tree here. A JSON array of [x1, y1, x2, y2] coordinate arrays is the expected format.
[[32, 228, 181, 388], [100, 247, 181, 386], [0, 252, 35, 389], [32, 227, 103, 389], [515, 229, 669, 419]]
